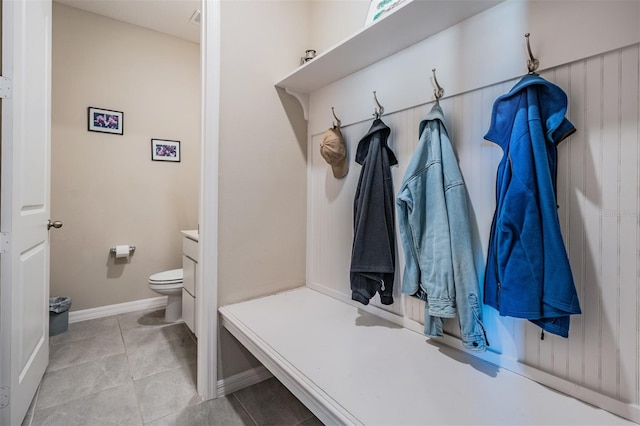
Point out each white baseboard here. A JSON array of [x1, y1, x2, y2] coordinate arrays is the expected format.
[[68, 296, 168, 323], [216, 366, 273, 397]]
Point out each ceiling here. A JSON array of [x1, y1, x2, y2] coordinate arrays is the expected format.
[[55, 0, 201, 44]]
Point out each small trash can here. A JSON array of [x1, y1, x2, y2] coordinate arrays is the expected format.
[[49, 296, 72, 336]]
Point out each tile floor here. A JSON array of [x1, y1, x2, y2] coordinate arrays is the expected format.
[[22, 308, 323, 426]]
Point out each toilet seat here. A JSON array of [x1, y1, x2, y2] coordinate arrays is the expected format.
[[147, 268, 183, 323], [149, 268, 183, 285], [149, 282, 182, 291]]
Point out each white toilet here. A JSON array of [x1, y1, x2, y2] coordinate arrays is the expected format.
[[148, 269, 183, 322]]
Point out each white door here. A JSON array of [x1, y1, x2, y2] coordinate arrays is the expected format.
[[0, 0, 52, 424]]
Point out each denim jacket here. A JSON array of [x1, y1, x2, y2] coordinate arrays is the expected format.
[[397, 104, 488, 351]]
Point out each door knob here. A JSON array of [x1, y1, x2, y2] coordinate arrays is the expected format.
[[47, 220, 63, 230]]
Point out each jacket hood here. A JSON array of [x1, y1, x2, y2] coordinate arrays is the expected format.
[[484, 73, 575, 146], [355, 118, 397, 165]]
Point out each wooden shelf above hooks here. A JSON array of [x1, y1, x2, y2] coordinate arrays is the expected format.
[[276, 0, 504, 118]]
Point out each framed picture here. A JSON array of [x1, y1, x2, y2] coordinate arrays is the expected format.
[[364, 0, 407, 26], [151, 139, 181, 162], [88, 107, 124, 135]]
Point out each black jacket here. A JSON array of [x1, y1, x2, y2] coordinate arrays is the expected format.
[[350, 119, 398, 305]]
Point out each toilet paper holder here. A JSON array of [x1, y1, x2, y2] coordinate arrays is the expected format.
[[110, 245, 136, 255]]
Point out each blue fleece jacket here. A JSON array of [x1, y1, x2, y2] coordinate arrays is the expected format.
[[484, 73, 581, 338]]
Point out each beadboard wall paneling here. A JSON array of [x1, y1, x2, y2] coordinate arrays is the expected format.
[[307, 44, 640, 416], [618, 46, 640, 405]]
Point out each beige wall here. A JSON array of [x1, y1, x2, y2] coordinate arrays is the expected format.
[[218, 1, 308, 307], [216, 0, 366, 307], [50, 3, 200, 311], [309, 0, 370, 54], [216, 0, 310, 378]]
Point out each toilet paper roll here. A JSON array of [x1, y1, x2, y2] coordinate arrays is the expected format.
[[115, 245, 130, 259]]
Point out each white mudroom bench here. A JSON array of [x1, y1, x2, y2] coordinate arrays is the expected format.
[[219, 287, 632, 425]]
